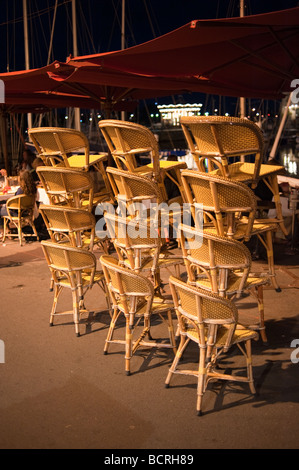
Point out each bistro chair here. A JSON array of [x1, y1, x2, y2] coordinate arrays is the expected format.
[[29, 127, 113, 200], [99, 119, 187, 203], [106, 167, 183, 242], [181, 170, 280, 291], [29, 126, 107, 170], [36, 166, 113, 211], [41, 241, 111, 337], [104, 212, 183, 292], [107, 166, 163, 217], [166, 276, 259, 416], [39, 204, 109, 253], [2, 194, 39, 246], [180, 115, 287, 236], [179, 224, 270, 342], [100, 255, 177, 375]]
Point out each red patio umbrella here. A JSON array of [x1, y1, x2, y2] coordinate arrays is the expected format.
[[68, 6, 299, 100]]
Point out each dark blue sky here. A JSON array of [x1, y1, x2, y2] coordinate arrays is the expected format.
[[1, 0, 298, 72]]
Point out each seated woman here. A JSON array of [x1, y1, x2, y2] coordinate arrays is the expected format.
[[0, 169, 37, 219]]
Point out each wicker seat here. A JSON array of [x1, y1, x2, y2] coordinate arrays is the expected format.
[[36, 166, 113, 211], [39, 204, 109, 253], [180, 115, 287, 235], [104, 212, 183, 292], [179, 224, 270, 342], [181, 170, 280, 291], [100, 255, 177, 375], [99, 119, 187, 203], [41, 241, 111, 337], [2, 194, 39, 246], [165, 276, 259, 415]]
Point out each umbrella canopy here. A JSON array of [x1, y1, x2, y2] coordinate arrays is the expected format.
[[68, 6, 299, 100], [0, 62, 139, 114], [1, 7, 298, 113]]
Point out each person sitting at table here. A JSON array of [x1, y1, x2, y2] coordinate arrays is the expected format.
[[14, 148, 36, 174], [0, 169, 37, 219]]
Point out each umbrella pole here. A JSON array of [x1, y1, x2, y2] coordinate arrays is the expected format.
[[0, 110, 10, 175], [269, 93, 292, 161]]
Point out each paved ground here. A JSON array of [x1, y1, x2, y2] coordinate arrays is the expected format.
[[0, 236, 299, 451]]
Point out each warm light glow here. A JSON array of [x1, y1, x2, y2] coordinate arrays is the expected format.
[[157, 103, 203, 126]]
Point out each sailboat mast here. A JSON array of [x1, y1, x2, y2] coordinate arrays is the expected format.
[[121, 0, 126, 120], [72, 0, 81, 130], [239, 0, 246, 119], [23, 0, 32, 130]]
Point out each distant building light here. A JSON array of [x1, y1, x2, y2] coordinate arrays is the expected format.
[[157, 103, 203, 126]]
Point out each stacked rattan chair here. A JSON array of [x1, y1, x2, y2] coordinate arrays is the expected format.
[[180, 115, 287, 237], [166, 276, 259, 415], [36, 150, 112, 335], [39, 205, 109, 254], [36, 166, 113, 211], [181, 169, 280, 291], [41, 241, 111, 337], [99, 119, 187, 204], [29, 127, 113, 203], [100, 255, 177, 375], [179, 224, 270, 342], [2, 194, 39, 246], [104, 211, 183, 292]]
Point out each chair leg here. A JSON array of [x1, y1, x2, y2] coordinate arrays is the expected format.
[[166, 309, 177, 354], [245, 339, 256, 395], [196, 346, 207, 416], [2, 217, 8, 242], [49, 284, 62, 326], [256, 285, 268, 343], [71, 288, 80, 337], [259, 230, 281, 292], [30, 220, 39, 241], [17, 223, 23, 246], [103, 307, 119, 354], [125, 317, 133, 376], [165, 335, 189, 387], [266, 174, 288, 237]]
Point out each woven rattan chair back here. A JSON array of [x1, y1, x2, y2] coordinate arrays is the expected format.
[[42, 240, 96, 275], [180, 115, 264, 181], [41, 240, 110, 336], [107, 167, 163, 217], [36, 166, 95, 210], [100, 254, 176, 375], [167, 275, 258, 415], [99, 119, 160, 177], [100, 254, 154, 300], [181, 170, 256, 240], [29, 127, 90, 167], [169, 275, 238, 344], [2, 194, 39, 246], [179, 224, 251, 296], [39, 204, 97, 248], [104, 211, 161, 272]]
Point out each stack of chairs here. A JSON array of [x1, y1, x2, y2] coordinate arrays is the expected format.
[[99, 167, 184, 374], [33, 119, 278, 414], [99, 119, 187, 204], [36, 158, 112, 337], [29, 127, 114, 205]]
